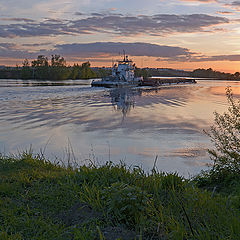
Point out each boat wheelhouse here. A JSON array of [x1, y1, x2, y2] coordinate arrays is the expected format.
[[91, 55, 143, 88]]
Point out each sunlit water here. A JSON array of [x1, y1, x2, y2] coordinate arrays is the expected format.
[[1, 78, 240, 177]]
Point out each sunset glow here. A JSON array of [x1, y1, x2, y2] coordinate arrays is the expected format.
[[1, 0, 240, 73]]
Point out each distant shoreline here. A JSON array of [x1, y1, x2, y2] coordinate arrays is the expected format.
[[1, 66, 239, 81]]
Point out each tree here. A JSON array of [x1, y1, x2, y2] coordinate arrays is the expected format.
[[206, 87, 240, 174], [234, 72, 240, 80], [96, 67, 111, 78], [31, 55, 49, 79], [22, 59, 30, 67], [135, 67, 151, 79], [49, 55, 70, 80], [70, 64, 81, 79], [32, 55, 48, 67], [80, 61, 96, 79], [192, 68, 239, 80], [51, 55, 66, 67], [21, 59, 32, 79]]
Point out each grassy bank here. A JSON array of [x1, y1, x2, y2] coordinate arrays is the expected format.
[[0, 152, 239, 240]]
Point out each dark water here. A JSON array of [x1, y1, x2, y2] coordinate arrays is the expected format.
[[1, 79, 239, 177]]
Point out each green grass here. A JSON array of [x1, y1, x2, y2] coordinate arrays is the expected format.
[[0, 152, 240, 239]]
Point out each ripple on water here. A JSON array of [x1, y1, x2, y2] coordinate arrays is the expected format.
[[1, 79, 239, 176]]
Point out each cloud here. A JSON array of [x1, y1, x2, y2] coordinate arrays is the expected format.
[[0, 18, 35, 22], [230, 1, 240, 6], [180, 0, 217, 2], [157, 53, 240, 62], [0, 41, 194, 62], [0, 48, 33, 59], [54, 42, 193, 58], [22, 42, 52, 47], [0, 43, 18, 50], [191, 54, 240, 62], [0, 42, 48, 59], [224, 1, 240, 10], [70, 14, 229, 36], [216, 11, 234, 15], [2, 41, 240, 64], [74, 12, 84, 16], [0, 13, 229, 38]]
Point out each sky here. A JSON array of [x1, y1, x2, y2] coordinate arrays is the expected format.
[[0, 0, 240, 72]]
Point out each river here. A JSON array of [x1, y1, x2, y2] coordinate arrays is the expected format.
[[0, 79, 239, 177]]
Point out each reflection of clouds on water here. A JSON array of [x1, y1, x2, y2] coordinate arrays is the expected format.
[[127, 146, 160, 158], [198, 81, 240, 99], [0, 85, 207, 133], [128, 145, 209, 162], [166, 147, 207, 158], [135, 86, 192, 107], [2, 79, 229, 176], [165, 146, 211, 168], [0, 79, 94, 88]]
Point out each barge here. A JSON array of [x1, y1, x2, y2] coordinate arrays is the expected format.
[[141, 77, 196, 86]]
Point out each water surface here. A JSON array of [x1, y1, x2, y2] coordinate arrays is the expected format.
[[1, 79, 239, 177]]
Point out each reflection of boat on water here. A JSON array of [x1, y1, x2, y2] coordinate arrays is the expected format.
[[91, 55, 143, 88], [110, 88, 139, 117]]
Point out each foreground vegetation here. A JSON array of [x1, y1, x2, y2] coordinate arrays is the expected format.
[[0, 151, 239, 240]]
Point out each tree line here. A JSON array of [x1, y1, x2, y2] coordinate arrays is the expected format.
[[22, 55, 97, 80], [191, 68, 240, 80], [0, 55, 105, 80], [136, 67, 240, 80], [0, 56, 239, 81]]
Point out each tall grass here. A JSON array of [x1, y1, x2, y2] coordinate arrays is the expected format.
[[0, 152, 239, 239]]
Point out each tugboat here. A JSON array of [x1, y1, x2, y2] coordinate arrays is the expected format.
[[91, 54, 143, 88]]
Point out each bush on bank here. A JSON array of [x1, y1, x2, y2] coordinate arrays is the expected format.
[[195, 88, 240, 195]]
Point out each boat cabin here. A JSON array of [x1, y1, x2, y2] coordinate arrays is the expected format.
[[112, 56, 136, 82]]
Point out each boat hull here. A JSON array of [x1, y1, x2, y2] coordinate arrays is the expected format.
[[91, 78, 196, 88], [91, 80, 140, 88]]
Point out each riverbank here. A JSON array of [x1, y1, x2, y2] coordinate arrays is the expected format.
[[0, 152, 239, 240]]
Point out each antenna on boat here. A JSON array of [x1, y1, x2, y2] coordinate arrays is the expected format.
[[123, 50, 126, 61]]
